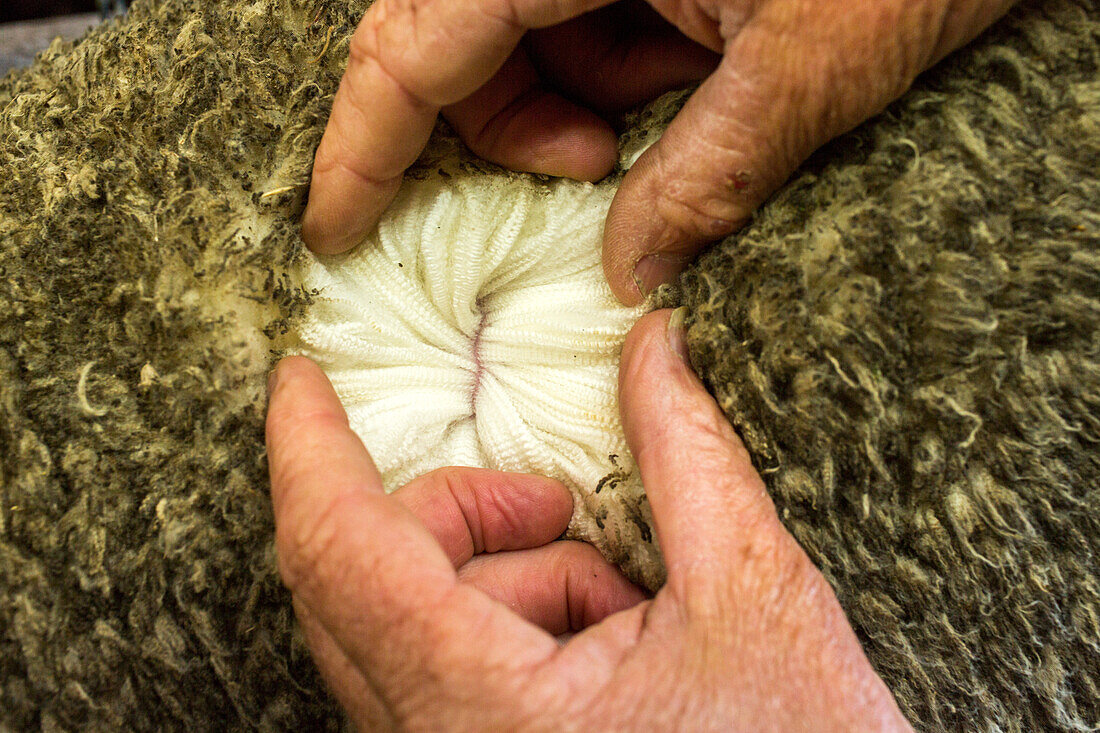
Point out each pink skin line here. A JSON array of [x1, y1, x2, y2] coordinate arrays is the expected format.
[[468, 299, 488, 419]]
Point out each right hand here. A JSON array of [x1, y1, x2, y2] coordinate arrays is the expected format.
[[266, 310, 913, 731]]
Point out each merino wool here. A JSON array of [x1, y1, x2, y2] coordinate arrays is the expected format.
[[294, 167, 660, 571], [298, 174, 636, 489], [0, 0, 1097, 730]]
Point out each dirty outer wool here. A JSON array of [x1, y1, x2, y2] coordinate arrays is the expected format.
[[0, 0, 1096, 730]]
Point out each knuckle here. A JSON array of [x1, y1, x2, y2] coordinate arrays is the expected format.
[[349, 3, 425, 101], [434, 469, 488, 554], [551, 540, 596, 577], [476, 480, 531, 553], [269, 415, 349, 490], [347, 15, 380, 70], [476, 0, 521, 29], [563, 542, 611, 586], [360, 0, 466, 105], [680, 398, 739, 447], [274, 491, 357, 594], [679, 531, 792, 639], [652, 177, 745, 241], [735, 524, 801, 583]]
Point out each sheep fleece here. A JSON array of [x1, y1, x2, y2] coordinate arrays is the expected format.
[[1, 0, 1098, 730]]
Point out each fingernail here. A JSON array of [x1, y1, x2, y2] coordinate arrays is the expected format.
[[666, 307, 692, 366], [633, 253, 689, 298]]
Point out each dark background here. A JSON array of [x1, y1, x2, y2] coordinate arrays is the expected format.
[[2, 0, 98, 23]]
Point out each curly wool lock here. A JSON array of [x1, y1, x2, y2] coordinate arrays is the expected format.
[[0, 0, 1098, 731]]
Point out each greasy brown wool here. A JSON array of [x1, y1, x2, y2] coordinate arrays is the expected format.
[[0, 0, 1097, 730]]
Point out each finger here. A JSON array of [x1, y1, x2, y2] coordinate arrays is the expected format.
[[930, 1, 1019, 67], [603, 0, 1017, 304], [456, 542, 647, 635], [301, 34, 435, 255], [616, 311, 917, 728], [601, 55, 777, 304], [266, 357, 556, 698], [443, 47, 618, 182], [526, 6, 719, 114], [292, 598, 396, 731], [392, 466, 574, 568], [266, 356, 455, 650], [618, 309, 785, 590], [302, 0, 618, 254], [602, 6, 838, 304]]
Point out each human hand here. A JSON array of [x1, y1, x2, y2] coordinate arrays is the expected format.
[[301, 0, 1015, 304], [266, 309, 912, 731]]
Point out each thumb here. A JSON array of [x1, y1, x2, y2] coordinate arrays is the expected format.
[[618, 309, 786, 594], [604, 14, 853, 307], [603, 0, 1015, 305], [619, 309, 914, 731], [602, 58, 776, 305]]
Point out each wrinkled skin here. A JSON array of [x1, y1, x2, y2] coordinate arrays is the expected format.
[[267, 311, 912, 731], [301, 0, 1015, 303]]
